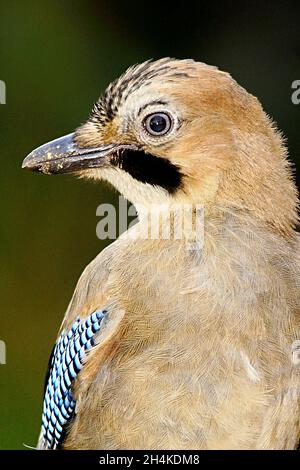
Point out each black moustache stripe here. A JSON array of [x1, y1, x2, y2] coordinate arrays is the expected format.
[[110, 148, 183, 194]]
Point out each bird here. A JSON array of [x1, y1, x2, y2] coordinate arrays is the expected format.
[[22, 58, 300, 450]]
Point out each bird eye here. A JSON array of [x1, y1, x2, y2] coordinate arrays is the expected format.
[[143, 112, 172, 136]]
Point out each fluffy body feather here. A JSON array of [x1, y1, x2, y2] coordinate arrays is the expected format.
[[55, 211, 300, 450]]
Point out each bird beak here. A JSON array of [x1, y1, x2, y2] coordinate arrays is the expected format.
[[22, 133, 119, 174]]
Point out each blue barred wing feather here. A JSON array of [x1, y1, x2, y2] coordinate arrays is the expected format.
[[41, 309, 107, 449]]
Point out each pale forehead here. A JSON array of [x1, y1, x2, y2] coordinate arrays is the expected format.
[[90, 58, 218, 125], [118, 84, 175, 116]]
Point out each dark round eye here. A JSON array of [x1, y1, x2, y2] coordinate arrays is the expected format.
[[143, 112, 172, 136]]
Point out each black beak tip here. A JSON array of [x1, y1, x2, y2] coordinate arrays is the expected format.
[[21, 133, 77, 174], [22, 152, 45, 173], [22, 155, 33, 170]]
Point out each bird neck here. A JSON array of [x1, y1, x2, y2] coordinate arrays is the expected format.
[[130, 203, 204, 248]]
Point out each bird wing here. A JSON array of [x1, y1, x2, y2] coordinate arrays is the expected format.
[[37, 243, 125, 450]]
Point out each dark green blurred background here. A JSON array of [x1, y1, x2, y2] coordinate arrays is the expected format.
[[0, 0, 299, 449]]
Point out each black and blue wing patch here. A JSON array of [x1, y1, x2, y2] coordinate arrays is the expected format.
[[41, 309, 107, 449]]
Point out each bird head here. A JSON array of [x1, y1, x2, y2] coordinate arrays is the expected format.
[[22, 58, 298, 235]]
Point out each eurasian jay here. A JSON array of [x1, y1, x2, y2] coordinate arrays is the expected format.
[[22, 58, 300, 450]]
